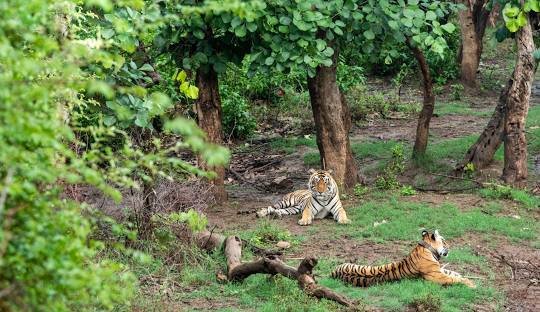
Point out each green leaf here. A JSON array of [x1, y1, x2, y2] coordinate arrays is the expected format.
[[441, 23, 456, 33], [425, 11, 437, 21], [234, 25, 247, 37], [388, 20, 399, 29], [247, 22, 257, 32], [279, 16, 292, 25], [265, 57, 275, 66], [364, 30, 375, 40], [193, 29, 205, 40], [506, 18, 520, 32], [322, 47, 334, 57], [176, 70, 187, 82], [139, 64, 154, 72], [186, 85, 199, 100]]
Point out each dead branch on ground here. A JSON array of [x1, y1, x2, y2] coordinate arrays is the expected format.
[[194, 230, 355, 307]]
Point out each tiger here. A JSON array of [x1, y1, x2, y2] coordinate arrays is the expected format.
[[331, 230, 476, 288], [256, 169, 350, 226]]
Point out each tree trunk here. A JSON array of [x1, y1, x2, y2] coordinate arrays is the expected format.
[[307, 47, 360, 190], [456, 83, 510, 171], [502, 19, 535, 186], [458, 0, 490, 88], [406, 39, 435, 159], [195, 67, 227, 202]]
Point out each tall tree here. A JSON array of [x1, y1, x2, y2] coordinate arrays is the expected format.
[[457, 1, 538, 185], [157, 1, 263, 201], [458, 0, 491, 88], [502, 12, 535, 185]]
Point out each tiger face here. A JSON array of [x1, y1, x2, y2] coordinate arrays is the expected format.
[[422, 229, 449, 257], [308, 169, 336, 202]]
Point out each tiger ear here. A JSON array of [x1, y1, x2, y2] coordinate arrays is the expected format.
[[421, 229, 428, 237], [434, 229, 440, 237], [326, 169, 333, 174], [308, 168, 317, 175]]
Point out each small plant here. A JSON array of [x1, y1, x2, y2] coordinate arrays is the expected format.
[[450, 83, 465, 100], [464, 162, 475, 179], [243, 221, 296, 249], [353, 184, 370, 197], [433, 84, 445, 95], [220, 85, 257, 139], [391, 63, 412, 101], [376, 143, 405, 190], [400, 185, 417, 196]]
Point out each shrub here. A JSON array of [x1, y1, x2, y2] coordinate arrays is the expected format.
[[376, 144, 406, 190], [221, 85, 257, 139]]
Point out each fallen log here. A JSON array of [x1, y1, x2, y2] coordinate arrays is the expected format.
[[194, 232, 354, 306], [216, 235, 354, 307]]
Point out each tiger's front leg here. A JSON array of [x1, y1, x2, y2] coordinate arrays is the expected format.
[[422, 270, 476, 288], [297, 204, 313, 226], [330, 202, 351, 224]]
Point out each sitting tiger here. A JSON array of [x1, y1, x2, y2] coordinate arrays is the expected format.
[[331, 230, 475, 288], [256, 169, 350, 226]]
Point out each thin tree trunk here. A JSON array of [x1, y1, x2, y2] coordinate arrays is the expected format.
[[406, 38, 435, 159], [456, 83, 510, 171], [458, 0, 490, 88], [195, 67, 227, 201], [502, 19, 535, 186], [307, 45, 360, 190]]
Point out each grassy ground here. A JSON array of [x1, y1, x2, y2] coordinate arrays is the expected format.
[[162, 186, 537, 312]]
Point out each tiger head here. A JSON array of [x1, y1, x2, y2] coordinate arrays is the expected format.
[[421, 229, 449, 257], [308, 169, 337, 202]]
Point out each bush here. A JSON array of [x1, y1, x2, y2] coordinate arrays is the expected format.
[[347, 86, 420, 120], [220, 85, 257, 139]]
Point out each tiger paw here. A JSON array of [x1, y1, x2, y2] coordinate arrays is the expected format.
[[462, 278, 476, 288], [256, 207, 271, 218], [298, 218, 312, 226], [337, 217, 351, 224]]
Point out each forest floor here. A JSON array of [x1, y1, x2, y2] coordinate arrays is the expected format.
[[130, 85, 540, 312]]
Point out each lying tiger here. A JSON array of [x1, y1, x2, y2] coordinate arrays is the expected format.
[[256, 169, 350, 226], [331, 230, 475, 288]]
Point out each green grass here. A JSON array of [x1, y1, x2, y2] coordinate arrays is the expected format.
[[435, 101, 492, 117], [329, 195, 537, 244], [479, 185, 540, 210], [269, 136, 316, 154]]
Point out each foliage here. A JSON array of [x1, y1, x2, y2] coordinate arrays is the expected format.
[[220, 85, 257, 139], [400, 185, 417, 196], [376, 144, 406, 190], [347, 86, 420, 120], [337, 57, 366, 91], [241, 220, 299, 250], [250, 0, 459, 78], [451, 84, 465, 100], [0, 0, 230, 310], [353, 184, 370, 197], [0, 1, 136, 310]]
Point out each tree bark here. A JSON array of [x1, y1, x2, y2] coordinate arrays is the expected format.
[[458, 0, 490, 88], [502, 19, 535, 186], [406, 38, 435, 159], [195, 67, 227, 202], [307, 46, 360, 190], [456, 83, 510, 171]]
